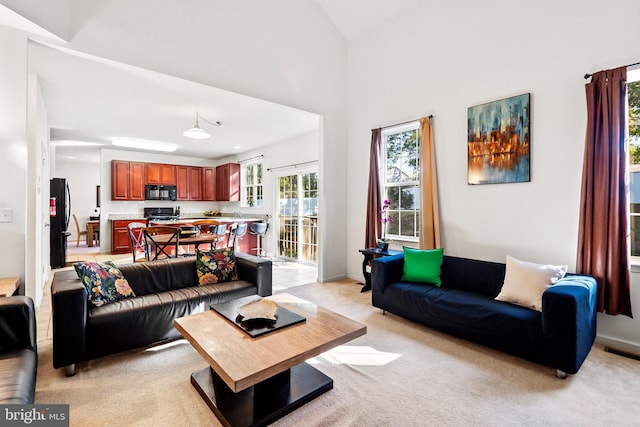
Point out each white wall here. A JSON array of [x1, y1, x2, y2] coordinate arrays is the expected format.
[[55, 153, 100, 244], [346, 0, 640, 350], [10, 0, 347, 282], [0, 26, 27, 290], [26, 75, 49, 307]]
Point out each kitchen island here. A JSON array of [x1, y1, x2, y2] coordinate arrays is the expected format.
[[110, 215, 265, 256]]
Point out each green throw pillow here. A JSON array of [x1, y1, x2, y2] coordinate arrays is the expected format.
[[401, 247, 444, 286]]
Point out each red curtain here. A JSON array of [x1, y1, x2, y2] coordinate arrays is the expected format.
[[365, 128, 382, 248], [577, 66, 632, 317]]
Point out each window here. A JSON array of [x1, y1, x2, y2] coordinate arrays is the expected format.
[[241, 162, 263, 207], [382, 122, 420, 241], [628, 72, 640, 257]]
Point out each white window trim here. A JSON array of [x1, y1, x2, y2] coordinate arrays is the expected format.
[[381, 121, 420, 242], [628, 69, 640, 265], [240, 161, 263, 208]]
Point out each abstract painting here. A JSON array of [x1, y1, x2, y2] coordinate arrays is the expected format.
[[467, 93, 530, 184]]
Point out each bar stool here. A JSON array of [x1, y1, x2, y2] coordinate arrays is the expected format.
[[228, 223, 247, 251], [249, 222, 268, 257]]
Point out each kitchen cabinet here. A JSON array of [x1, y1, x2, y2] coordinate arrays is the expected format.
[[202, 167, 216, 201], [176, 166, 203, 201], [112, 219, 145, 254], [111, 160, 145, 200], [189, 167, 202, 200], [145, 163, 176, 185], [215, 163, 240, 201]]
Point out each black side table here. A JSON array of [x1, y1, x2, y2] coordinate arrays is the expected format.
[[358, 247, 402, 292]]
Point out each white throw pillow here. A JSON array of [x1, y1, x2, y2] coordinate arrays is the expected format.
[[495, 255, 568, 311]]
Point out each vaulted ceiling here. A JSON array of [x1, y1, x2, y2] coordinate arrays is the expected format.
[[2, 1, 420, 162]]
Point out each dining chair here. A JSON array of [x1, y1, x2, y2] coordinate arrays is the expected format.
[[192, 219, 221, 250], [178, 224, 199, 256], [127, 222, 148, 262], [210, 223, 228, 249], [72, 214, 88, 247], [143, 226, 180, 261]]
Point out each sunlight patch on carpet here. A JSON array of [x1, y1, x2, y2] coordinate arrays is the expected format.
[[144, 339, 190, 352], [308, 345, 401, 367]]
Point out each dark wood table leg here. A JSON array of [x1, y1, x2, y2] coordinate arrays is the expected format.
[[191, 363, 333, 427], [361, 253, 373, 292]]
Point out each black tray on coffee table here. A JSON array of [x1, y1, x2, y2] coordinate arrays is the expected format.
[[211, 295, 306, 338]]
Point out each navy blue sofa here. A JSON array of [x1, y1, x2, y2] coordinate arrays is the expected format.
[[371, 254, 598, 377]]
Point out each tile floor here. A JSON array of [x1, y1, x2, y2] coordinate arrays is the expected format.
[[37, 242, 318, 346]]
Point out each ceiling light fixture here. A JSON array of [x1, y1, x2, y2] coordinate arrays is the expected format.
[[183, 112, 222, 139], [112, 138, 177, 152]]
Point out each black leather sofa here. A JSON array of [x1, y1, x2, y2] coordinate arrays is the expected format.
[[52, 254, 272, 376], [0, 296, 37, 403], [372, 254, 598, 377]]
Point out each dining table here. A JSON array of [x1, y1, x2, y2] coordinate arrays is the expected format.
[[86, 220, 100, 247], [146, 232, 223, 259]]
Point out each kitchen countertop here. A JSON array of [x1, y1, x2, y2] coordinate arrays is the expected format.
[[109, 214, 266, 222], [147, 217, 264, 225]]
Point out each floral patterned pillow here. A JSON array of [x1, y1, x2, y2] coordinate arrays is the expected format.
[[73, 261, 136, 307], [196, 247, 238, 285]]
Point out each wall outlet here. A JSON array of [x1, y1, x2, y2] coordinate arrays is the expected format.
[[0, 208, 13, 223]]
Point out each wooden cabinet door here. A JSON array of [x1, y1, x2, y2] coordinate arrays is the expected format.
[[216, 164, 230, 201], [160, 164, 176, 185], [228, 163, 240, 202], [145, 163, 161, 184], [146, 163, 176, 185], [111, 160, 130, 200], [189, 167, 202, 200], [176, 166, 190, 200], [202, 167, 216, 201], [215, 163, 241, 201], [129, 162, 146, 200], [112, 220, 140, 254]]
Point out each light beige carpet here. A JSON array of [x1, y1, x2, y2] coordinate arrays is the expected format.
[[36, 280, 640, 426]]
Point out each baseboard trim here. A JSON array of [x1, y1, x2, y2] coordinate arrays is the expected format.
[[603, 346, 640, 361], [318, 273, 348, 283], [596, 335, 640, 358]]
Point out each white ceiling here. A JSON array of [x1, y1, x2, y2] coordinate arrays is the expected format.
[[316, 0, 420, 39], [29, 42, 320, 162], [11, 1, 417, 163]]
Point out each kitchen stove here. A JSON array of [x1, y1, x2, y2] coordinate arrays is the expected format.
[[144, 207, 180, 221]]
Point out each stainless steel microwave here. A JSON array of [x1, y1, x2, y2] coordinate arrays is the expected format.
[[145, 185, 177, 201]]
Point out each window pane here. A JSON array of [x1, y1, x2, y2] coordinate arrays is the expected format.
[[399, 210, 417, 238], [386, 129, 419, 183], [246, 165, 254, 185], [399, 186, 419, 209], [386, 210, 398, 235], [257, 164, 263, 184], [629, 80, 640, 255], [632, 215, 640, 256], [631, 172, 640, 213]]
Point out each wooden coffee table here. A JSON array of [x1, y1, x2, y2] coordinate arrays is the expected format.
[[174, 293, 367, 427]]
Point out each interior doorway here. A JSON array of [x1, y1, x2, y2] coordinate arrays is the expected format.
[[276, 170, 318, 264]]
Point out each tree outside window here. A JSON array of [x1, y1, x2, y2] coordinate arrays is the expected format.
[[382, 122, 420, 241]]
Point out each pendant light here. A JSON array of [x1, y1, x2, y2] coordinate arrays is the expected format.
[[183, 112, 222, 139]]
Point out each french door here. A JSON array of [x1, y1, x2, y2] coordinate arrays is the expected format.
[[276, 170, 318, 264]]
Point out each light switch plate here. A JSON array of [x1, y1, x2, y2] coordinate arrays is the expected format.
[[0, 208, 13, 223]]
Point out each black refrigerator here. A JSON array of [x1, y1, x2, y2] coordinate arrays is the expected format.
[[50, 178, 71, 269]]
